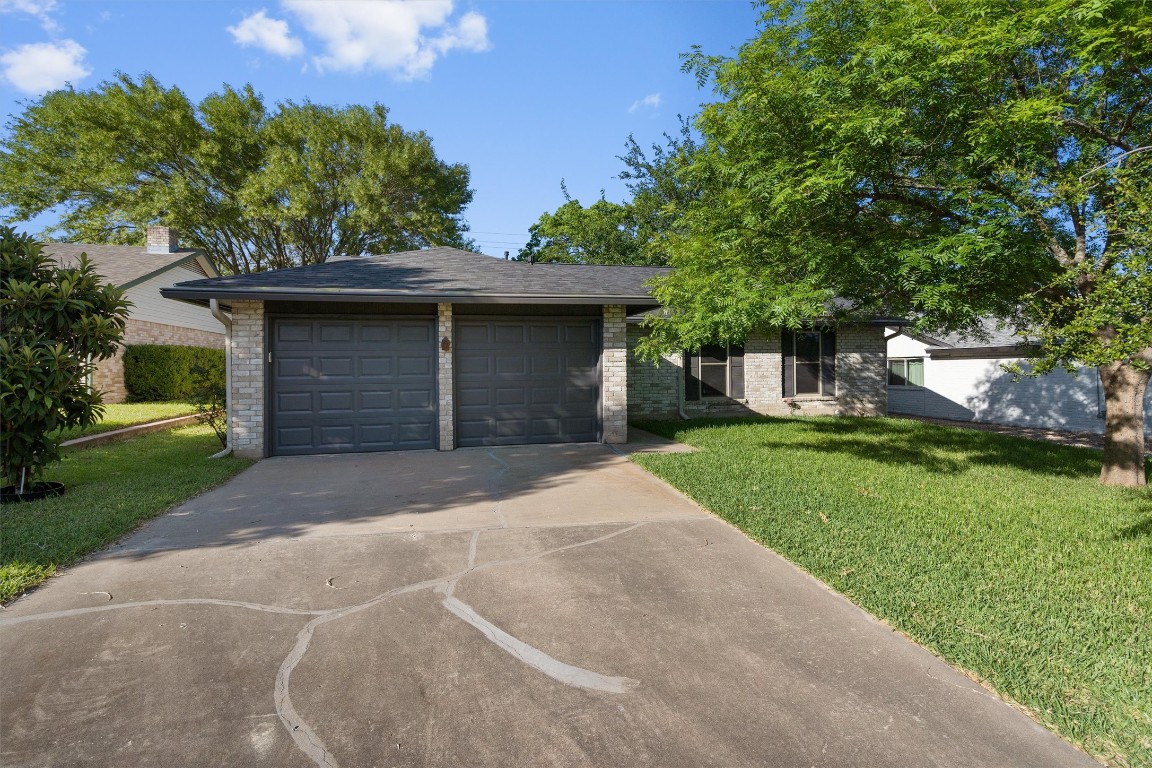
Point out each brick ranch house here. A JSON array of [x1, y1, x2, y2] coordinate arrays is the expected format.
[[161, 248, 894, 459], [45, 226, 222, 402]]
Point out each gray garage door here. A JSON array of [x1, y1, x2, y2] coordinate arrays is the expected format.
[[455, 318, 600, 447], [270, 318, 437, 455]]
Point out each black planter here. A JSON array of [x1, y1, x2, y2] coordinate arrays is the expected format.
[[0, 481, 66, 504]]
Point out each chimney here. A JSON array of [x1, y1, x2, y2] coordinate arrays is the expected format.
[[146, 225, 179, 254]]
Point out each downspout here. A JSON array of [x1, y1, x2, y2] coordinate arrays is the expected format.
[[209, 299, 233, 458], [677, 353, 689, 420]]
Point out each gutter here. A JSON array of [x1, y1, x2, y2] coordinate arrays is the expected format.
[[209, 299, 233, 458], [160, 286, 661, 306]]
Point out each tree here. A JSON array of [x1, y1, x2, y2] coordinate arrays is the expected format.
[[0, 227, 130, 494], [518, 121, 701, 266], [641, 0, 1152, 486], [0, 74, 475, 273]]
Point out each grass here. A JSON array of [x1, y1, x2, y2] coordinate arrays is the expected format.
[[55, 401, 198, 441], [0, 424, 252, 603], [632, 416, 1152, 767]]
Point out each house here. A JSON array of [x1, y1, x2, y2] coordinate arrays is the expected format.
[[886, 325, 1152, 437], [161, 248, 893, 459], [45, 226, 222, 402]]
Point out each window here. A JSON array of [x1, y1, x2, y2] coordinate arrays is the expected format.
[[888, 358, 924, 387], [685, 344, 745, 400], [783, 329, 836, 397]]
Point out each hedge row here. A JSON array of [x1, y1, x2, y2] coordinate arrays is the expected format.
[[123, 344, 225, 402]]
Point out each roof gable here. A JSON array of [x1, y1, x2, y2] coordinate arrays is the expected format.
[[43, 242, 215, 289]]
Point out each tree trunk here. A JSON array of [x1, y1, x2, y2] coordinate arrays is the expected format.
[[1098, 359, 1150, 487]]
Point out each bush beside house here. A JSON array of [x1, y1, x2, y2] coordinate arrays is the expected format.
[[123, 344, 224, 402]]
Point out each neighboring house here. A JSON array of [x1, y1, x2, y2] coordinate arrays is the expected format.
[[161, 248, 894, 459], [45, 226, 223, 403], [886, 324, 1152, 437]]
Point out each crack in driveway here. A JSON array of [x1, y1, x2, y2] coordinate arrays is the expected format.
[[0, 450, 648, 768]]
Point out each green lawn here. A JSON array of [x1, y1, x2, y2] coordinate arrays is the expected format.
[[55, 401, 198, 441], [632, 417, 1152, 767], [1, 424, 252, 603]]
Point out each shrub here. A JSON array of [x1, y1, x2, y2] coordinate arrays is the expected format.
[[0, 227, 130, 491], [190, 360, 227, 448], [123, 345, 225, 402]]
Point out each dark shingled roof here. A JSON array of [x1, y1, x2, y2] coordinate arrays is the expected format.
[[927, 318, 1033, 350], [44, 243, 209, 288], [163, 247, 669, 305]]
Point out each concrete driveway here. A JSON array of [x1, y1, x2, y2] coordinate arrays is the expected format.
[[0, 443, 1094, 767]]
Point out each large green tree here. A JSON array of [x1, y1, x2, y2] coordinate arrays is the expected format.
[[642, 0, 1152, 486], [518, 123, 701, 266], [0, 74, 475, 273]]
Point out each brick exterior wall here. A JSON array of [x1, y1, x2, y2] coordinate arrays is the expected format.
[[93, 318, 225, 403], [602, 305, 629, 443], [437, 303, 454, 450], [627, 323, 886, 420], [835, 324, 888, 416], [230, 301, 265, 459]]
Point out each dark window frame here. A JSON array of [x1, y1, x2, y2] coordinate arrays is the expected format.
[[782, 329, 836, 398], [684, 343, 745, 401]]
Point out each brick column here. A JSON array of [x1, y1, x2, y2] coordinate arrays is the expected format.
[[602, 305, 628, 443], [836, 324, 888, 417], [230, 300, 265, 459], [437, 303, 454, 451]]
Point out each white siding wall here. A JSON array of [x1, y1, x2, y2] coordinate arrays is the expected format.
[[887, 333, 1152, 436], [124, 266, 223, 334]]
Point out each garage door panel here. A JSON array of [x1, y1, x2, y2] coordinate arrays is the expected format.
[[398, 356, 432, 376], [531, 387, 560, 405], [359, 357, 393, 376], [494, 325, 525, 344], [360, 325, 393, 343], [318, 357, 354, 377], [271, 318, 436, 455], [318, 391, 354, 413], [276, 357, 313, 378], [277, 323, 313, 343], [457, 388, 490, 407], [531, 355, 560, 375], [277, 391, 313, 413], [496, 387, 526, 406], [398, 389, 432, 409], [359, 390, 394, 410], [455, 318, 600, 447], [458, 355, 490, 375], [529, 325, 559, 344]]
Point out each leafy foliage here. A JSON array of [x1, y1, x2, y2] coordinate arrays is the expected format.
[[123, 344, 224, 402], [0, 74, 475, 273], [0, 226, 129, 489], [189, 362, 227, 449], [518, 121, 701, 266], [638, 0, 1152, 484]]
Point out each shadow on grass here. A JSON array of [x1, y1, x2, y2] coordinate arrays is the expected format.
[[634, 415, 1125, 480]]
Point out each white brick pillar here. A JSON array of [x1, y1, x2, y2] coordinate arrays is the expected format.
[[437, 303, 454, 450], [230, 300, 265, 459], [602, 304, 628, 443]]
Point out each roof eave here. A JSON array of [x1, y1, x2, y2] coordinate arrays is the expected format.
[[160, 286, 660, 307]]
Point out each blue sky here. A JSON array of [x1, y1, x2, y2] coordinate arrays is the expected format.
[[0, 0, 760, 257]]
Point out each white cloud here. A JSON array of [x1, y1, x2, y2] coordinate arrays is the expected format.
[[0, 0, 59, 32], [281, 0, 490, 80], [227, 10, 304, 57], [628, 93, 662, 114], [0, 39, 89, 93]]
